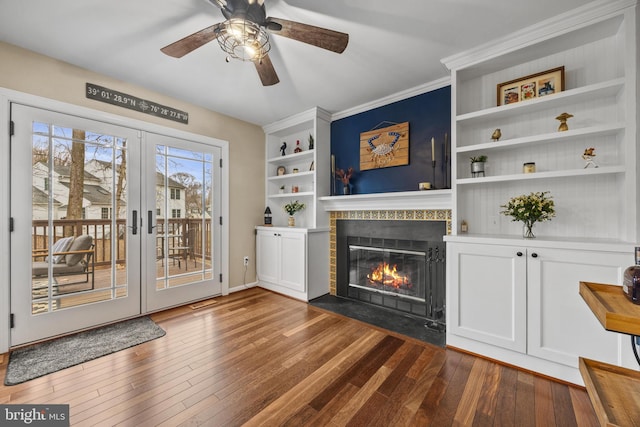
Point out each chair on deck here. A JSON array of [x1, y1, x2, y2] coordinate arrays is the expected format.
[[169, 229, 195, 271], [32, 235, 95, 289]]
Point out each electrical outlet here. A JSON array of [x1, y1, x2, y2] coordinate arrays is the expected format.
[[243, 256, 249, 266]]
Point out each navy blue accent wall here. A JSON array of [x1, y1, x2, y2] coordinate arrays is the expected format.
[[331, 86, 451, 194]]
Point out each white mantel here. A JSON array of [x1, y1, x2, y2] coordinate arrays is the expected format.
[[319, 189, 452, 211]]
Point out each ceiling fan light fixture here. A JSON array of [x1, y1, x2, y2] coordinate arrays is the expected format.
[[217, 18, 270, 62]]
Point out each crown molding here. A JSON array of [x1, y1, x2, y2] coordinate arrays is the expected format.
[[262, 106, 331, 133], [331, 76, 451, 122], [441, 0, 637, 71]]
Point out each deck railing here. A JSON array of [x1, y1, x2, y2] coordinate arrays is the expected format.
[[32, 218, 212, 267]]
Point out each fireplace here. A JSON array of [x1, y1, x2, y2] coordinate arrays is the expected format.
[[335, 217, 446, 329]]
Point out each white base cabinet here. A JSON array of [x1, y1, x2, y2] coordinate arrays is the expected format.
[[446, 237, 634, 385], [256, 227, 328, 301], [448, 242, 527, 353]]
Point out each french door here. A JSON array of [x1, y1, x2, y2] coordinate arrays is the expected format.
[[10, 104, 222, 346], [143, 133, 221, 312]]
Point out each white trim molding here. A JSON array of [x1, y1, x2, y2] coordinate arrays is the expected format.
[[319, 189, 452, 211]]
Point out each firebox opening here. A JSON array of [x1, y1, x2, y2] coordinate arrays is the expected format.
[[349, 245, 427, 302]]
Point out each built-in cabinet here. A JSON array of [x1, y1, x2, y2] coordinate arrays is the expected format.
[[442, 0, 639, 384], [257, 107, 330, 301], [447, 239, 633, 384], [256, 227, 328, 301], [256, 228, 306, 293]]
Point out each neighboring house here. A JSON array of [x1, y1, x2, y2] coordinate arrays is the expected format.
[[32, 162, 114, 220], [31, 186, 62, 220], [155, 172, 187, 219], [85, 159, 186, 219]]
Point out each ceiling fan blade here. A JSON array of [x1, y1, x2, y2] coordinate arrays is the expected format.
[[254, 54, 280, 86], [161, 23, 223, 58], [266, 17, 349, 54]]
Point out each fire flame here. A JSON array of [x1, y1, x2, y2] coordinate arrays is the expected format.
[[367, 262, 411, 289]]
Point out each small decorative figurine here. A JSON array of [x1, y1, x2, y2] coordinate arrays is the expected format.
[[582, 147, 599, 168], [294, 140, 302, 153], [264, 207, 272, 226], [308, 134, 314, 150], [280, 141, 287, 156], [556, 112, 573, 132], [491, 128, 502, 141]]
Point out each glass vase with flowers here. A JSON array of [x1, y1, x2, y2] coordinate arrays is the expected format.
[[500, 191, 555, 238]]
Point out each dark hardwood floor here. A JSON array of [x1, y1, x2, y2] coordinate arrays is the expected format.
[[0, 287, 599, 426]]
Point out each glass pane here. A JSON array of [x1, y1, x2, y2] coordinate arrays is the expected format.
[[155, 144, 214, 288], [31, 122, 130, 314]]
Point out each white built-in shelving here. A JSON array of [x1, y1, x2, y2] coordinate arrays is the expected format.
[[262, 107, 331, 229], [441, 0, 639, 386], [257, 107, 331, 301], [442, 0, 638, 243]]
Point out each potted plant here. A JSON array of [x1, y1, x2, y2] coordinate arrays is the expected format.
[[335, 167, 354, 195], [470, 155, 488, 177], [279, 185, 285, 194], [283, 200, 305, 227]]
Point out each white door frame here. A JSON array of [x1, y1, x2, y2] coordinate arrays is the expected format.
[[0, 88, 229, 352]]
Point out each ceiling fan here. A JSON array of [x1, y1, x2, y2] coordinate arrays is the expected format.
[[161, 0, 349, 86]]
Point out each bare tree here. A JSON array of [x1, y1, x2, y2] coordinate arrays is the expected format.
[[115, 141, 127, 217], [66, 129, 85, 236]]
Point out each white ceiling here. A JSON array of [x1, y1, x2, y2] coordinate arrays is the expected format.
[[0, 0, 588, 126]]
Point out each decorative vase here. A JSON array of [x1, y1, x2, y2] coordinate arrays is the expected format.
[[288, 216, 295, 227], [523, 222, 535, 238], [343, 184, 350, 195]]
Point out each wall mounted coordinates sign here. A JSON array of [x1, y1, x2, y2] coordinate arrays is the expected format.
[[359, 122, 409, 170], [86, 83, 189, 124]]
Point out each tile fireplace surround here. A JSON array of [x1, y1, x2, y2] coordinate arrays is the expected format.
[[328, 205, 451, 296]]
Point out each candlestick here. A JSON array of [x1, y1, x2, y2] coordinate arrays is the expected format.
[[444, 132, 449, 188], [431, 159, 437, 189], [331, 155, 335, 196], [431, 137, 435, 160]]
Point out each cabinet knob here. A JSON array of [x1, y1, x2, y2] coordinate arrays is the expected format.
[[516, 251, 523, 257], [531, 253, 538, 258]]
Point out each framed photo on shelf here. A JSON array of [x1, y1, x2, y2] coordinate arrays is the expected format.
[[497, 66, 564, 106], [277, 166, 286, 176]]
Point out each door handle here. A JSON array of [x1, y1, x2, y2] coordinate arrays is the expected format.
[[531, 253, 538, 258], [516, 251, 523, 257], [129, 210, 138, 235], [148, 210, 156, 234]]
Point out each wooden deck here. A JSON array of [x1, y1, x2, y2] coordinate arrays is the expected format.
[[32, 258, 212, 312], [3, 287, 599, 426]]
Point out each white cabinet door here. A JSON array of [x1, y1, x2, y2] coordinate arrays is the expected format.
[[448, 242, 527, 353], [256, 230, 279, 284], [527, 248, 628, 367], [278, 231, 306, 292]]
